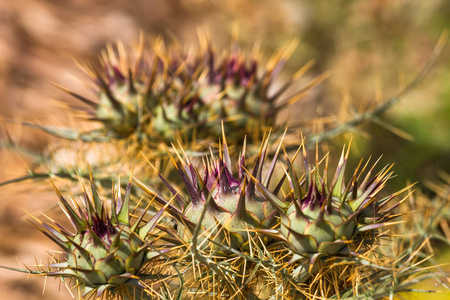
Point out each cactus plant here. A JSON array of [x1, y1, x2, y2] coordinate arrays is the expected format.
[[21, 174, 173, 299], [136, 131, 286, 255], [132, 133, 414, 298], [253, 142, 409, 267], [27, 33, 325, 149], [1, 28, 449, 300]]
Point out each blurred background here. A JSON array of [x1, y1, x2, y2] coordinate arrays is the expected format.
[[0, 0, 448, 299]]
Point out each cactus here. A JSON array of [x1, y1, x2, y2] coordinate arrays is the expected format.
[[252, 141, 409, 272], [131, 134, 417, 298], [22, 174, 174, 299], [136, 131, 286, 255], [1, 30, 449, 300], [27, 33, 325, 149]]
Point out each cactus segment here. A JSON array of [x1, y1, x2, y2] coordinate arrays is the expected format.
[[28, 176, 168, 298]]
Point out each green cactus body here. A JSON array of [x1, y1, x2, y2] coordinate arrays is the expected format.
[[280, 199, 355, 256], [137, 133, 286, 254], [168, 42, 300, 140], [175, 139, 280, 252], [65, 221, 146, 286], [30, 176, 165, 298], [40, 35, 324, 147], [252, 142, 404, 265], [95, 82, 141, 137]]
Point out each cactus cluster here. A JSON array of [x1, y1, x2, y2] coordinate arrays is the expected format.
[[1, 32, 448, 300], [132, 134, 412, 297], [35, 34, 324, 148]]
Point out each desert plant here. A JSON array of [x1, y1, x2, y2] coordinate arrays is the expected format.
[[1, 173, 181, 300], [25, 33, 326, 148], [131, 132, 448, 299], [1, 31, 449, 300]]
